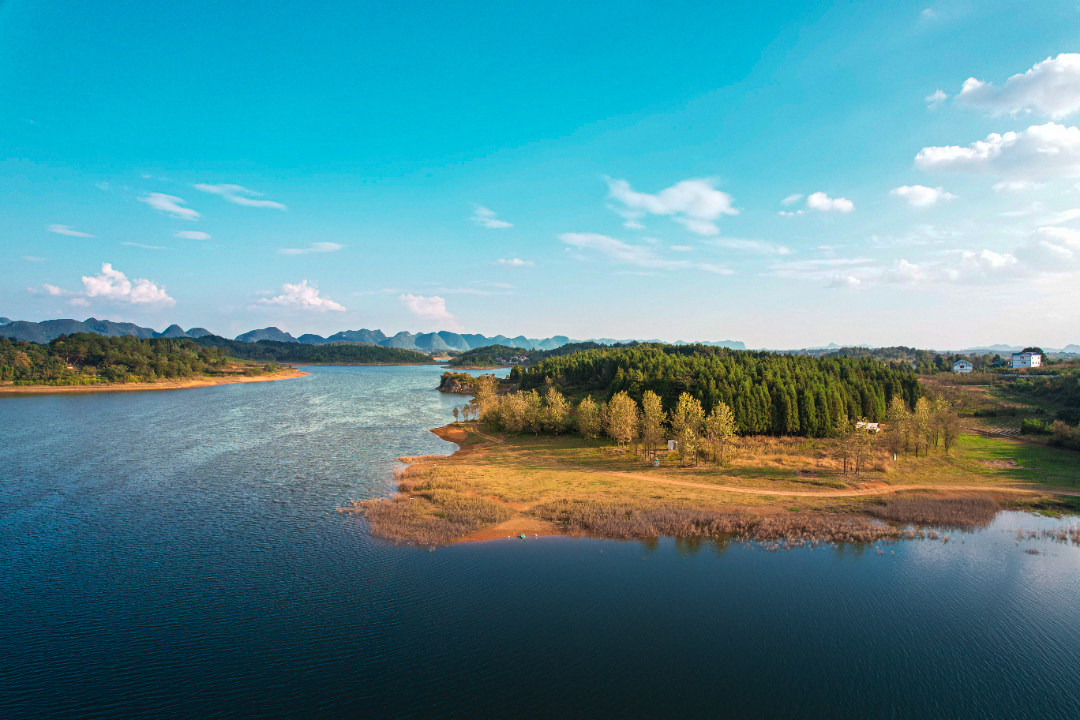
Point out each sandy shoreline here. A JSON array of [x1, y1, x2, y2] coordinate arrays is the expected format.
[[0, 367, 308, 395]]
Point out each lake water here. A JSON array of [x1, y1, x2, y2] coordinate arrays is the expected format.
[[1, 365, 1078, 719]]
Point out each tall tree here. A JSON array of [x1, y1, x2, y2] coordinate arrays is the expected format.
[[670, 392, 705, 465], [640, 390, 667, 460], [704, 401, 737, 465], [576, 396, 602, 441], [543, 387, 571, 435], [605, 391, 640, 447]]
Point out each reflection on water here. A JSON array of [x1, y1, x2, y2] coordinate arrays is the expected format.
[[1, 365, 1078, 719]]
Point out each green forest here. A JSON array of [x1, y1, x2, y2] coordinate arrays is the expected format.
[[447, 341, 614, 368], [192, 336, 434, 364], [0, 333, 245, 385], [513, 343, 920, 437]]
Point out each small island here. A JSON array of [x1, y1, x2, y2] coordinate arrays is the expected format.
[[350, 343, 1080, 546]]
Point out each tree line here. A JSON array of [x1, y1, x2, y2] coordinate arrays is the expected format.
[[191, 336, 434, 364], [0, 333, 237, 385], [512, 343, 920, 438]]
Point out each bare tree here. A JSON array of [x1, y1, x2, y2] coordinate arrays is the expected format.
[[833, 413, 852, 473], [941, 410, 961, 454]]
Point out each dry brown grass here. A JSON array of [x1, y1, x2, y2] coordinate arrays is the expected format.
[[865, 495, 999, 528]]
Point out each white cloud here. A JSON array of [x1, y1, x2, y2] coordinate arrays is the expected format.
[[121, 242, 166, 250], [193, 184, 286, 210], [1043, 208, 1080, 224], [781, 193, 803, 205], [277, 242, 344, 256], [560, 232, 732, 274], [606, 177, 738, 236], [80, 263, 175, 306], [22, 256, 45, 262], [48, 224, 94, 237], [670, 245, 693, 252], [890, 185, 957, 207], [778, 210, 804, 217], [806, 191, 855, 213], [470, 205, 513, 229], [925, 89, 949, 109], [175, 230, 211, 240], [259, 280, 345, 311], [399, 293, 463, 330], [70, 298, 89, 307], [623, 219, 645, 230], [138, 193, 200, 220], [1016, 226, 1080, 270], [828, 275, 863, 289], [43, 283, 68, 296], [915, 122, 1080, 177], [920, 8, 937, 20], [708, 238, 792, 255], [993, 180, 1043, 192], [955, 54, 1080, 119], [496, 258, 533, 266]]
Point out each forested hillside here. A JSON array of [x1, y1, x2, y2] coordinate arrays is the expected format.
[[515, 343, 920, 436], [192, 336, 434, 364], [448, 341, 614, 368], [0, 334, 238, 385]]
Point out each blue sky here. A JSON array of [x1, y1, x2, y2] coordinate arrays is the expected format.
[[2, 0, 1080, 348]]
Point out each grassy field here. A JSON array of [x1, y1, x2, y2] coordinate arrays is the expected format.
[[344, 423, 1080, 545]]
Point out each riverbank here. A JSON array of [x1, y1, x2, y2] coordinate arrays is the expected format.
[[0, 366, 308, 395], [346, 423, 1080, 546]]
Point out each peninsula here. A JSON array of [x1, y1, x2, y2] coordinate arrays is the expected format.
[[349, 344, 1080, 546]]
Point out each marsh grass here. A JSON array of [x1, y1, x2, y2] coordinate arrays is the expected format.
[[532, 499, 906, 544], [866, 496, 999, 528]]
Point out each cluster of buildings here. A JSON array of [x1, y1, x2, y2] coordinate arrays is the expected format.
[[951, 351, 1042, 374], [495, 356, 530, 365]]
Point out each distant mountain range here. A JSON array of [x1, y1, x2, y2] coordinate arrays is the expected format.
[[0, 317, 746, 352], [4, 316, 1075, 356]]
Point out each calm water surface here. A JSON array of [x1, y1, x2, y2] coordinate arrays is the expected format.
[[1, 365, 1078, 719]]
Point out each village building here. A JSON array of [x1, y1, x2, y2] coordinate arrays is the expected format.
[[1011, 351, 1042, 369], [952, 359, 973, 374]]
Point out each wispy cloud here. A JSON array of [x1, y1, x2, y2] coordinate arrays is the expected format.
[[606, 177, 738, 236], [925, 89, 949, 109], [471, 205, 513, 229], [708, 238, 792, 255], [560, 232, 732, 274], [496, 257, 532, 266], [781, 194, 803, 205], [175, 230, 212, 240], [139, 193, 200, 220], [48, 224, 94, 237], [277, 242, 344, 256], [22, 256, 45, 262], [121, 242, 167, 250], [194, 184, 286, 210], [258, 280, 345, 311]]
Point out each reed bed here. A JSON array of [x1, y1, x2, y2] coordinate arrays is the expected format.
[[531, 499, 906, 544], [1015, 525, 1080, 545], [865, 496, 999, 528]]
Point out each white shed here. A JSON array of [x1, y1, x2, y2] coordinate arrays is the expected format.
[[952, 360, 973, 374]]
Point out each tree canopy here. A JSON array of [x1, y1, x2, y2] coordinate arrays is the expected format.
[[516, 343, 920, 437]]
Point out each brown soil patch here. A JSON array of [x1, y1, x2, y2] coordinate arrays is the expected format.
[[0, 368, 307, 395], [455, 516, 561, 543], [432, 425, 469, 444], [796, 469, 820, 478], [982, 459, 1020, 469]]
